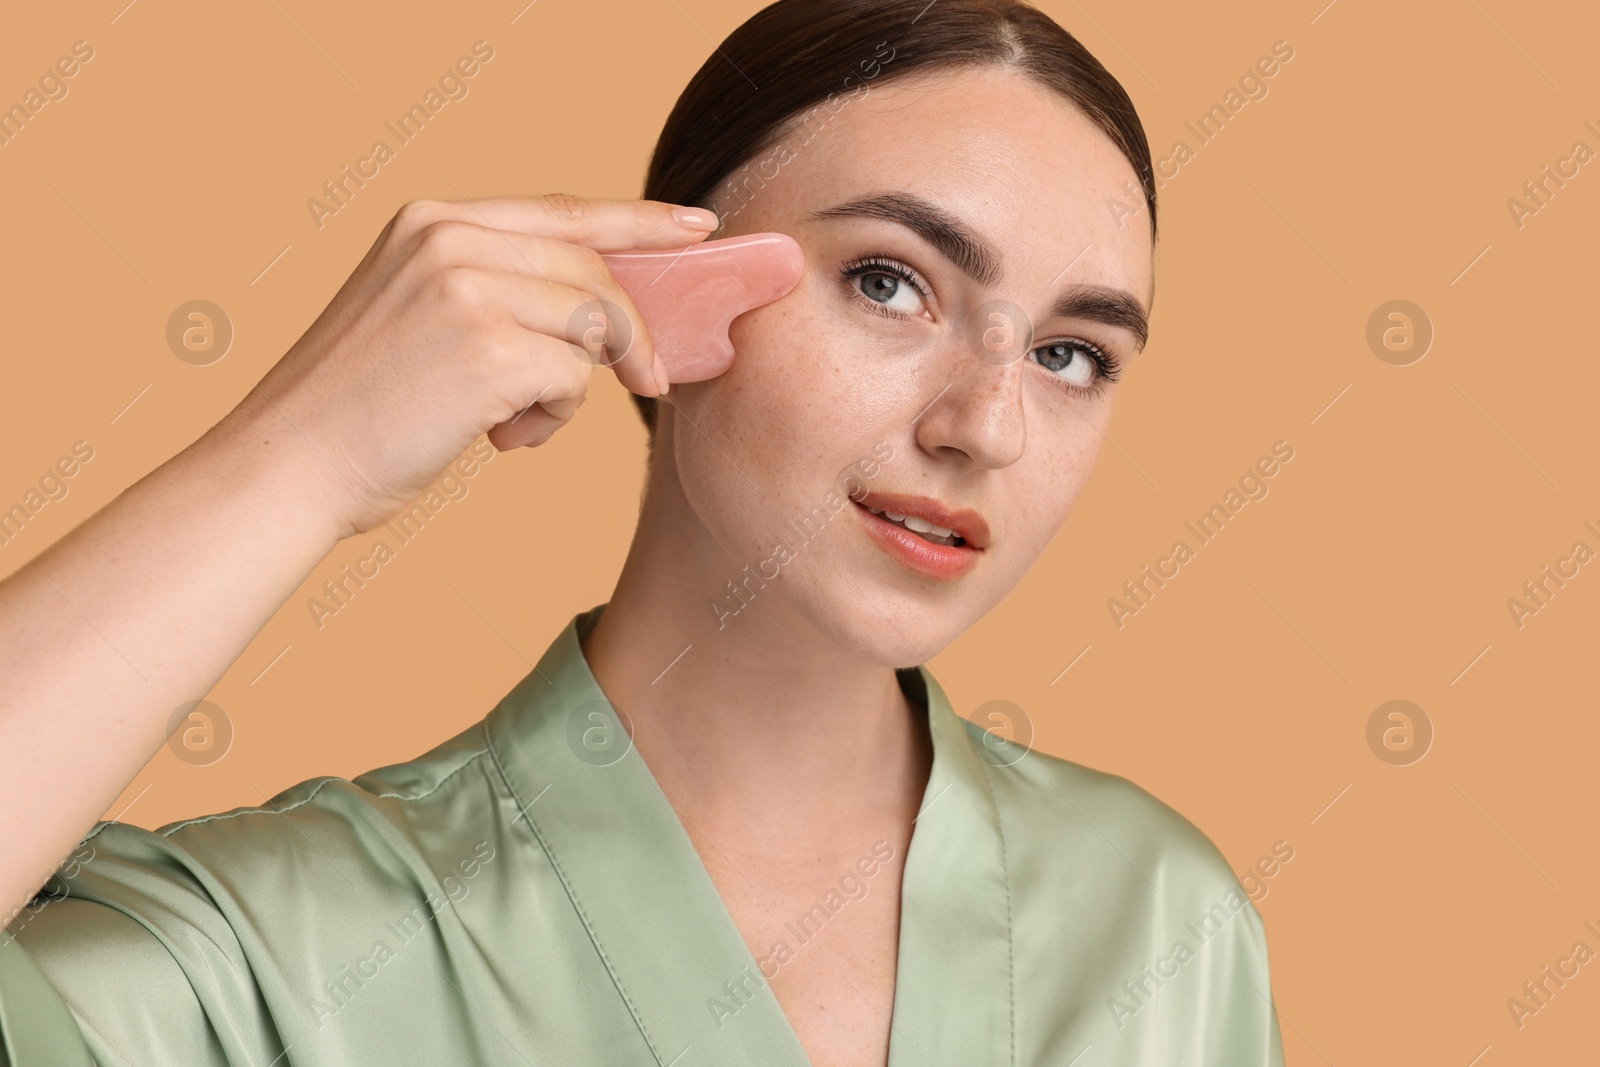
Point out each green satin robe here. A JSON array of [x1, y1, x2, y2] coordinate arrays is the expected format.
[[0, 603, 1285, 1065]]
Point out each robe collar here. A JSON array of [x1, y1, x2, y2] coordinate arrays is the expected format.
[[484, 604, 1014, 1066]]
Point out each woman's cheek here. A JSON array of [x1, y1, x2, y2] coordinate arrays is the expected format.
[[722, 296, 847, 439], [718, 273, 934, 463], [1023, 420, 1103, 541]]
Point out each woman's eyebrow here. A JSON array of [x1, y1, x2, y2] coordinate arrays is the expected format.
[[808, 191, 1001, 287], [808, 190, 1149, 352], [1054, 285, 1149, 353]]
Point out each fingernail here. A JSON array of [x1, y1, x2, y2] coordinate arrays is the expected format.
[[654, 354, 672, 395], [672, 206, 718, 231]]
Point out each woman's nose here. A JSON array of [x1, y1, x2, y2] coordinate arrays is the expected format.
[[910, 319, 1030, 470]]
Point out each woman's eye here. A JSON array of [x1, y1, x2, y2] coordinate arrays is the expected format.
[[1032, 342, 1100, 386], [854, 270, 927, 316]]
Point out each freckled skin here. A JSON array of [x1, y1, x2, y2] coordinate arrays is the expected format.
[[582, 65, 1155, 1067], [663, 66, 1154, 662]]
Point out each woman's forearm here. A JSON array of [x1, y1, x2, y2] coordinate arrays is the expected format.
[[0, 394, 344, 918]]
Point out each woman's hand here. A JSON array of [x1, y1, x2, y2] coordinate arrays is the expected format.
[[238, 194, 718, 539], [0, 194, 716, 919]]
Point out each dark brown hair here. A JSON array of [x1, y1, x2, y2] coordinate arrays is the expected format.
[[632, 0, 1156, 438]]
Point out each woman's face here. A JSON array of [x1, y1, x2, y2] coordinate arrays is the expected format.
[[659, 65, 1154, 666]]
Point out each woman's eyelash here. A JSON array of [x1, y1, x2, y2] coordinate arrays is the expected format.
[[839, 255, 933, 304], [839, 253, 1123, 391], [1040, 337, 1123, 387]]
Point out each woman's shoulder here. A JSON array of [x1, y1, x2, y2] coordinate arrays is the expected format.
[[6, 720, 523, 1066], [955, 733, 1283, 1062], [970, 726, 1247, 903], [54, 717, 504, 902]]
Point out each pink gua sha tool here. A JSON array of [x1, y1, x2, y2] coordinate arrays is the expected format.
[[600, 232, 804, 383]]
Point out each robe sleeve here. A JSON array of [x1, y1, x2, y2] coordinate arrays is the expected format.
[[1196, 891, 1287, 1065], [2, 816, 298, 1067]]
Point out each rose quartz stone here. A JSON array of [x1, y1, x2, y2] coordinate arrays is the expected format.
[[601, 232, 804, 383]]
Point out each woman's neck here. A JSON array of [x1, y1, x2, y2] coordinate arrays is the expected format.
[[579, 458, 933, 845]]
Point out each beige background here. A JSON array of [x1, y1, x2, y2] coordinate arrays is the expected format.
[[2, 0, 1596, 1061]]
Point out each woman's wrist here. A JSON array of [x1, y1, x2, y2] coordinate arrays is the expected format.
[[191, 387, 358, 557]]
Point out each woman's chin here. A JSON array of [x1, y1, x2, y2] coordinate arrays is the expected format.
[[804, 581, 975, 668]]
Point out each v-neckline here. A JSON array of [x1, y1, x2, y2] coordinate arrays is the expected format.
[[484, 604, 1015, 1066]]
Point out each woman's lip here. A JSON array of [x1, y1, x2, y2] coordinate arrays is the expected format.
[[851, 490, 991, 549], [852, 500, 981, 580]]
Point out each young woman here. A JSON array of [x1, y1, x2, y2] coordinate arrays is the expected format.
[[0, 1, 1285, 1064]]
